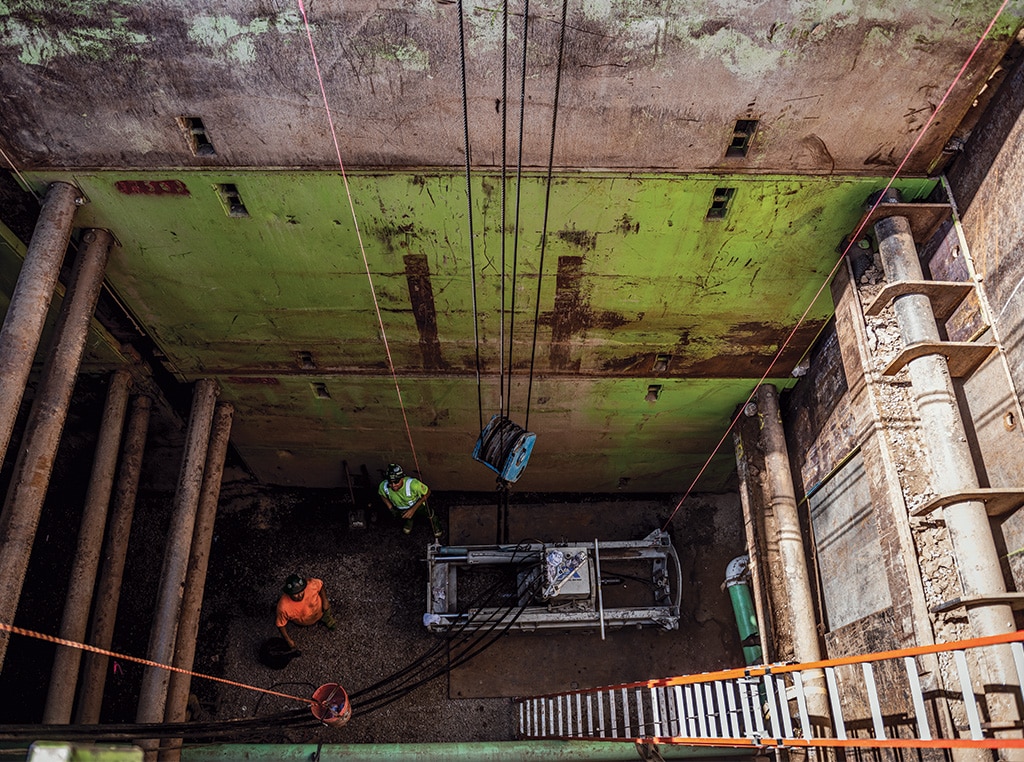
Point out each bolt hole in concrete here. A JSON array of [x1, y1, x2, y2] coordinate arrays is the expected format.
[[1005, 410, 1018, 431]]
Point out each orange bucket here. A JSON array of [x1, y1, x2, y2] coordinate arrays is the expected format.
[[311, 683, 352, 727]]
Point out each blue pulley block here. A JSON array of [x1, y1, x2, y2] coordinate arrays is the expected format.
[[472, 414, 537, 483]]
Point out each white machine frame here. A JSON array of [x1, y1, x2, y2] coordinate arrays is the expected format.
[[425, 529, 681, 634]]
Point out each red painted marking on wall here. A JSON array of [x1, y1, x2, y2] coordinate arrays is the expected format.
[[114, 179, 190, 196]]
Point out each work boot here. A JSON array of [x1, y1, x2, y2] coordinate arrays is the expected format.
[[430, 514, 443, 539], [321, 609, 337, 630], [403, 518, 414, 534]]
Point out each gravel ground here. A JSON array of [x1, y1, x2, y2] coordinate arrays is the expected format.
[[192, 475, 521, 744], [0, 442, 742, 750]]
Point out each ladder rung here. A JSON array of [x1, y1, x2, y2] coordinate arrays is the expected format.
[[792, 671, 811, 741], [776, 674, 794, 738], [863, 663, 886, 740], [650, 687, 661, 737], [954, 649, 984, 739], [694, 682, 709, 737], [723, 679, 740, 737], [669, 685, 681, 737], [736, 679, 754, 739], [824, 666, 846, 740], [904, 656, 931, 741], [713, 680, 727, 737], [763, 674, 783, 739]]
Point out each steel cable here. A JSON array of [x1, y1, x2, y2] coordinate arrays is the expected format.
[[524, 0, 569, 432], [457, 0, 485, 435], [505, 0, 531, 421]]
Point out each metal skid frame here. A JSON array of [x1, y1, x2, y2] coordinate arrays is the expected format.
[[425, 529, 681, 633]]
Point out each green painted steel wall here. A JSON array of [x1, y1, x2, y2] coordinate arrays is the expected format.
[[18, 170, 934, 491]]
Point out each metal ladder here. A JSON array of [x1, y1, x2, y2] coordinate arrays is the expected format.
[[517, 630, 1024, 750]]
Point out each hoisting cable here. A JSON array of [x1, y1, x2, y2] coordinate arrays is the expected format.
[[524, 0, 569, 432], [296, 0, 423, 474], [660, 0, 1012, 532], [457, 0, 485, 436], [505, 0, 531, 421]]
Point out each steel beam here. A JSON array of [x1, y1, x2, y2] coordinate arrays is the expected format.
[[162, 402, 234, 762], [44, 369, 132, 723], [75, 394, 152, 724], [136, 378, 218, 730], [0, 227, 113, 672], [0, 182, 81, 466]]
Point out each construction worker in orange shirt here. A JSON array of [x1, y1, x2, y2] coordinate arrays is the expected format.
[[275, 573, 336, 651]]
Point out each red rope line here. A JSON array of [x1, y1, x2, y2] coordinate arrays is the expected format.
[[662, 0, 1011, 531], [0, 621, 315, 706], [296, 0, 422, 477]]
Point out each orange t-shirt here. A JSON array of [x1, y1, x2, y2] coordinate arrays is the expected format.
[[276, 578, 324, 627]]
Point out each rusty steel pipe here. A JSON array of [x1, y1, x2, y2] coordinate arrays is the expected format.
[[162, 403, 235, 762], [136, 378, 219, 729], [0, 228, 114, 673], [0, 182, 81, 466], [75, 394, 152, 724], [874, 210, 1021, 742], [43, 369, 132, 723]]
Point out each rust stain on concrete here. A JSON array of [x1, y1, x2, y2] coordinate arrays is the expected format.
[[404, 253, 446, 370], [549, 255, 586, 371]]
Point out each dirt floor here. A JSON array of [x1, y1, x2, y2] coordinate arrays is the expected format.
[[0, 444, 748, 749], [190, 471, 748, 745]]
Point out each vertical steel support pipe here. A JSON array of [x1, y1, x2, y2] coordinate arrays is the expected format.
[[0, 182, 81, 466], [43, 369, 132, 723], [162, 403, 234, 762], [874, 207, 1021, 737], [75, 394, 152, 724], [756, 383, 830, 721], [136, 378, 218, 729], [0, 228, 114, 672]]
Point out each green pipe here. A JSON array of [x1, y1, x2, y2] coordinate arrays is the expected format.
[[182, 741, 755, 762], [725, 556, 763, 666]]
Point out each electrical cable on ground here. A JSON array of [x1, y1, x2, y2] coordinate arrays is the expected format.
[[351, 558, 545, 719], [0, 563, 531, 741], [660, 0, 1013, 533], [344, 542, 539, 716]]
